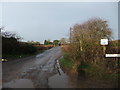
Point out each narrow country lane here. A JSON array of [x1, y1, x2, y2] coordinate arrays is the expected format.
[[2, 46, 63, 88]]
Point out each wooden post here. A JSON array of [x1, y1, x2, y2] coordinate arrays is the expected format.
[[80, 40, 83, 51], [103, 45, 106, 55]]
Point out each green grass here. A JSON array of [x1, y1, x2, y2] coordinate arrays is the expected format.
[[2, 54, 35, 61], [2, 49, 46, 61], [78, 65, 89, 69], [104, 73, 119, 81], [84, 64, 118, 81], [60, 53, 73, 69]]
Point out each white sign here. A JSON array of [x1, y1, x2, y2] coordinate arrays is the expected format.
[[100, 39, 108, 45], [106, 54, 120, 57]]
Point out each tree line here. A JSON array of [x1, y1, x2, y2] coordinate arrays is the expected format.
[[44, 38, 68, 45], [44, 40, 59, 45]]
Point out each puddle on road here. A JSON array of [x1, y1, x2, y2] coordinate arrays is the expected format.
[[3, 79, 34, 88], [48, 73, 69, 88], [48, 59, 70, 88]]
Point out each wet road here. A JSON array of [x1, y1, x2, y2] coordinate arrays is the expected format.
[[3, 46, 63, 88]]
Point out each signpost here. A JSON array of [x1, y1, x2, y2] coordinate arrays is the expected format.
[[100, 39, 108, 45], [105, 54, 120, 57], [100, 39, 108, 55], [100, 39, 120, 57]]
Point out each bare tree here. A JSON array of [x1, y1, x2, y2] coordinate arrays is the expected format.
[[1, 31, 22, 41], [70, 17, 112, 64]]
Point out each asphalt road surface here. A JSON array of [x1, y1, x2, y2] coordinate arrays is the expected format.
[[2, 46, 63, 88]]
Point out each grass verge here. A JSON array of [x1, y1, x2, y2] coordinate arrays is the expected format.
[[2, 49, 47, 62], [60, 52, 73, 69]]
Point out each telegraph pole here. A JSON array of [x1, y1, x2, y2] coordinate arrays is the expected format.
[[70, 27, 72, 43]]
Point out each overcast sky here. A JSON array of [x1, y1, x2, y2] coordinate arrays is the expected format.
[[1, 2, 118, 43]]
